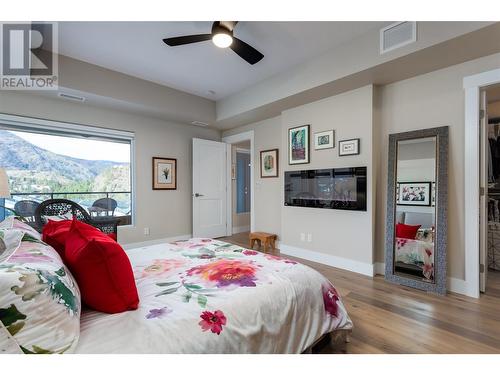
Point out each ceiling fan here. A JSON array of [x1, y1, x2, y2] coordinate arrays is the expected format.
[[163, 21, 264, 65]]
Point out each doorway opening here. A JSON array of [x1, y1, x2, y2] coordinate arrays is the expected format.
[[232, 142, 251, 234], [481, 83, 500, 296], [464, 68, 500, 298], [222, 130, 255, 237]]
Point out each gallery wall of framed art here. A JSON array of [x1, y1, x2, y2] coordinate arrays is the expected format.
[[286, 122, 362, 166]]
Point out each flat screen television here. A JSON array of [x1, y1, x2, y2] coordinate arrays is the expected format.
[[284, 167, 367, 211]]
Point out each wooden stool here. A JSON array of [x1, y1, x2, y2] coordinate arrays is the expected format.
[[249, 232, 277, 253]]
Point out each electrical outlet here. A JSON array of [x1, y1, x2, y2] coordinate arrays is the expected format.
[[307, 233, 312, 242], [144, 227, 150, 235], [300, 233, 306, 241]]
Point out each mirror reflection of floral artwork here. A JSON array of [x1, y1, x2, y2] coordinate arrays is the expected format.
[[260, 149, 279, 178], [397, 182, 431, 206], [153, 157, 177, 190]]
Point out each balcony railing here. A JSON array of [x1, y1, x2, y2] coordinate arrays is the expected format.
[[0, 191, 132, 224]]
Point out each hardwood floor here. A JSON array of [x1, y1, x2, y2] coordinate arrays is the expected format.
[[486, 269, 500, 298], [219, 232, 500, 354]]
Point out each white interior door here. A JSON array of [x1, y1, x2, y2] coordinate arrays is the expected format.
[[479, 90, 488, 292], [192, 138, 228, 238]]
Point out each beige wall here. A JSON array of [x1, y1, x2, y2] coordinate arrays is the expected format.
[[224, 117, 282, 238], [224, 52, 500, 283], [58, 55, 216, 126], [376, 52, 500, 280], [224, 87, 376, 266], [0, 91, 220, 245], [280, 86, 375, 264]]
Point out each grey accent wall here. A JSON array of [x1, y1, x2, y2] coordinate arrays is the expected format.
[[0, 91, 220, 245]]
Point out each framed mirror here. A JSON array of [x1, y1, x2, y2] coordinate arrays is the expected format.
[[385, 126, 448, 294]]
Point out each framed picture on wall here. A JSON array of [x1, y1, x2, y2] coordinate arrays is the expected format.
[[397, 182, 431, 206], [260, 149, 279, 178], [288, 124, 310, 164], [314, 130, 335, 150], [152, 157, 177, 190], [338, 138, 360, 156]]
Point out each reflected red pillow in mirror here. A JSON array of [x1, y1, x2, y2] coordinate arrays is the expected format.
[[396, 223, 421, 240]]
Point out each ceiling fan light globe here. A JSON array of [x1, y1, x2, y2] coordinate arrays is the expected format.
[[212, 33, 233, 48]]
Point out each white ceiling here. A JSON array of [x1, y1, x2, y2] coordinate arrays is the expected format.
[[58, 21, 389, 100]]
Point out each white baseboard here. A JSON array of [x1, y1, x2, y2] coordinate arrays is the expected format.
[[232, 225, 250, 234], [447, 277, 468, 295], [374, 262, 385, 275], [372, 262, 468, 296], [280, 244, 374, 277], [122, 234, 192, 250]]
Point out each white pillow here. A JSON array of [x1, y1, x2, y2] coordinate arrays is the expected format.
[[0, 217, 41, 240], [0, 231, 81, 354], [0, 229, 24, 263]]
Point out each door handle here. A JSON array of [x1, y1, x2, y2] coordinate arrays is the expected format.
[[194, 193, 204, 197]]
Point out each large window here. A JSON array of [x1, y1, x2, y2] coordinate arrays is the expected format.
[[0, 114, 134, 226]]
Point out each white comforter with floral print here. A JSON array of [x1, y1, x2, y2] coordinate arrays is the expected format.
[[75, 239, 352, 354], [395, 237, 434, 281]]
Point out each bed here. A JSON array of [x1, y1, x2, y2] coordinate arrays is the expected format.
[[394, 210, 435, 281], [395, 237, 434, 281], [75, 238, 352, 354]]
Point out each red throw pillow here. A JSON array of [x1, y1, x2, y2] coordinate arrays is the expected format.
[[42, 219, 74, 260], [65, 220, 139, 313], [396, 223, 421, 240]]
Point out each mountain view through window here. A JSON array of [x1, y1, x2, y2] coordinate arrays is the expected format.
[[0, 129, 132, 224]]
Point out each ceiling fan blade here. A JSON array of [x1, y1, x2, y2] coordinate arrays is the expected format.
[[163, 34, 212, 46], [230, 37, 264, 65]]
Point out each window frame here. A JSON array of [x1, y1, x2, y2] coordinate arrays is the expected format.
[[0, 112, 136, 227]]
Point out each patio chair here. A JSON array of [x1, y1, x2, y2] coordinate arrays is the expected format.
[[34, 198, 118, 235], [89, 197, 118, 217], [14, 200, 40, 223]]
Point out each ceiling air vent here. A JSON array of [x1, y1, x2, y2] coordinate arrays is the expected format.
[[380, 22, 417, 54], [191, 121, 209, 127], [57, 92, 86, 102]]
